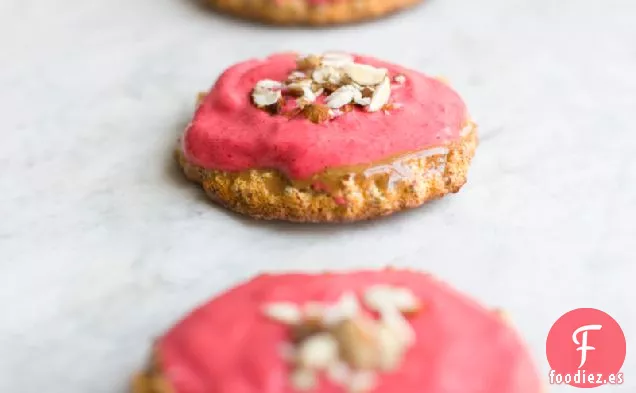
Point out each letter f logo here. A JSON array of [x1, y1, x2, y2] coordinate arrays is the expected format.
[[572, 324, 602, 368]]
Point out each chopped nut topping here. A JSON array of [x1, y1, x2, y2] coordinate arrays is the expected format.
[[332, 317, 381, 369], [345, 63, 388, 86], [252, 79, 282, 108], [289, 70, 308, 80], [303, 104, 332, 124], [263, 302, 302, 325], [326, 85, 360, 109], [264, 97, 285, 115], [368, 77, 391, 112], [291, 318, 325, 343], [298, 333, 339, 369], [263, 286, 422, 393], [250, 53, 404, 122], [286, 84, 306, 98], [363, 285, 421, 314], [297, 55, 322, 71]]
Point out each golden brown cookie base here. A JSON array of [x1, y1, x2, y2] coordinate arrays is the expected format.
[[203, 0, 424, 25], [177, 125, 477, 222]]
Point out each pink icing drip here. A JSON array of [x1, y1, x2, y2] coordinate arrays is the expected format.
[[183, 53, 468, 180]]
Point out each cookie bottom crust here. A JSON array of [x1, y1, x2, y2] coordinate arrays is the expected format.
[[203, 0, 424, 25], [177, 126, 477, 223]]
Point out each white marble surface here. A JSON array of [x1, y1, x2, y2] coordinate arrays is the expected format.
[[1, 0, 635, 391]]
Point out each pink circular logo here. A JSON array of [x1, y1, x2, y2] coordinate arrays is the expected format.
[[546, 308, 626, 388]]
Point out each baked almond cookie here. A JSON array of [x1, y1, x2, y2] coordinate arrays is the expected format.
[[177, 52, 478, 222], [203, 0, 423, 25], [132, 269, 542, 393]]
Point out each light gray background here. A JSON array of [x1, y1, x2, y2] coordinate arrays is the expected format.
[[1, 0, 634, 392]]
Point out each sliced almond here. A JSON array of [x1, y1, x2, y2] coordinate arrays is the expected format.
[[289, 71, 308, 80], [376, 324, 406, 371], [255, 79, 283, 90], [380, 307, 416, 346], [252, 89, 281, 107], [287, 79, 314, 97], [362, 285, 394, 312], [312, 66, 343, 85], [297, 55, 322, 71], [298, 333, 339, 370], [326, 85, 361, 109], [295, 86, 317, 108], [389, 287, 420, 313], [263, 302, 302, 324], [322, 291, 360, 326], [331, 318, 380, 370], [303, 302, 326, 319], [345, 64, 388, 86], [367, 77, 391, 112], [363, 285, 420, 314], [252, 79, 283, 108]]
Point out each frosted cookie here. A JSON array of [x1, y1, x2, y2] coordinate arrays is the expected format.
[[177, 52, 478, 222], [132, 269, 542, 393], [203, 0, 424, 25]]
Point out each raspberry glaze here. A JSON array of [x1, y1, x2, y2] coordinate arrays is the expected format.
[[157, 270, 542, 393], [183, 53, 469, 180]]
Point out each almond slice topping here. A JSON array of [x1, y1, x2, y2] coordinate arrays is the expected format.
[[367, 77, 391, 112], [326, 85, 360, 109], [363, 285, 421, 313], [345, 63, 388, 86], [298, 333, 339, 369], [252, 79, 283, 107], [263, 302, 302, 324], [250, 53, 403, 121]]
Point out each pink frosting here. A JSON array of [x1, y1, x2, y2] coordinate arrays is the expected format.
[[183, 53, 468, 180], [158, 270, 542, 393]]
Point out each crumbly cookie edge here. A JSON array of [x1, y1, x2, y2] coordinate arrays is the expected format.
[[176, 125, 478, 223]]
